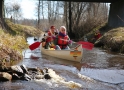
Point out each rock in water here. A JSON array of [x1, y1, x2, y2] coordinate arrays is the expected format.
[[20, 64, 28, 74]]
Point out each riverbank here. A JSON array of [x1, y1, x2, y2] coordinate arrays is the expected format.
[[82, 23, 124, 54], [95, 27, 124, 53], [0, 19, 43, 66]]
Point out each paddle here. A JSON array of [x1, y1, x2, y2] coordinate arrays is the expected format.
[[29, 41, 41, 50], [29, 39, 94, 50], [76, 41, 94, 50], [60, 39, 94, 50]]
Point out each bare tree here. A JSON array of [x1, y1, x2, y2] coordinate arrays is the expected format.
[[37, 0, 41, 29], [0, 0, 4, 18], [47, 1, 62, 25], [41, 0, 44, 20], [35, 0, 47, 29], [5, 2, 22, 23], [34, 1, 109, 39], [4, 5, 12, 18], [63, 1, 68, 29], [0, 0, 5, 30], [63, 2, 109, 39], [68, 1, 72, 38], [47, 1, 51, 24]]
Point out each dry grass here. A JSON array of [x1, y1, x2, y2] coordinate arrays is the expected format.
[[0, 19, 44, 66], [5, 19, 43, 37], [96, 27, 124, 53], [0, 29, 29, 62], [0, 19, 43, 62], [0, 19, 44, 64]]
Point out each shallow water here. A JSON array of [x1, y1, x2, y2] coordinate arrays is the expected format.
[[0, 37, 124, 90]]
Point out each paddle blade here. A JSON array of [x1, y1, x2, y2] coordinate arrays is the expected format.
[[77, 41, 94, 50], [29, 42, 41, 50]]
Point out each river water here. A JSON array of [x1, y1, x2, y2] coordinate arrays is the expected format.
[[0, 37, 124, 90]]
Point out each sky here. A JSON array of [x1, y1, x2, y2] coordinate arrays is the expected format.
[[5, 0, 37, 19], [5, 0, 110, 19], [20, 0, 36, 19]]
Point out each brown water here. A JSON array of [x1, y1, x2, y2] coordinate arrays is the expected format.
[[0, 37, 124, 90]]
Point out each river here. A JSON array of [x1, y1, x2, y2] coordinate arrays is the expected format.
[[0, 37, 124, 90]]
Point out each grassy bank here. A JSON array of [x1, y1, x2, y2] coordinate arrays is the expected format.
[[96, 27, 124, 53], [0, 29, 28, 63], [0, 20, 43, 65], [80, 23, 124, 54], [5, 19, 42, 37]]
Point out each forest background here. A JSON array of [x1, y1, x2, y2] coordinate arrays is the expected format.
[[4, 0, 110, 39]]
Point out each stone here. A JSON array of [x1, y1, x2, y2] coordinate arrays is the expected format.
[[0, 72, 12, 81]]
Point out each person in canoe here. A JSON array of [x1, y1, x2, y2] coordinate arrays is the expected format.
[[91, 30, 102, 43], [42, 25, 58, 49], [54, 26, 72, 50]]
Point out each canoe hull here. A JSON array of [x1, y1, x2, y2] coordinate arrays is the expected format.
[[40, 44, 83, 62]]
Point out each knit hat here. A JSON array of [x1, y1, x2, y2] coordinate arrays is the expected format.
[[50, 26, 55, 29], [60, 26, 66, 34], [60, 26, 66, 31]]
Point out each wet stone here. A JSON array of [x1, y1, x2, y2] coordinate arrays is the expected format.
[[0, 64, 52, 82], [0, 72, 12, 81]]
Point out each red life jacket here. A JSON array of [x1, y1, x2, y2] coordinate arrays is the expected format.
[[57, 35, 69, 49], [46, 30, 55, 42], [94, 33, 101, 40]]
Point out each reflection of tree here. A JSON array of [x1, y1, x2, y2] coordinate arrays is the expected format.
[[107, 56, 124, 69], [74, 63, 94, 71]]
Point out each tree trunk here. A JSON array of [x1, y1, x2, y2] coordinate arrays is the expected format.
[[68, 1, 73, 39], [37, 0, 41, 29], [42, 1, 44, 20], [0, 0, 6, 30], [0, 0, 3, 18]]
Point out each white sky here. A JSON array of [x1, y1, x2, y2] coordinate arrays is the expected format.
[[5, 0, 110, 19], [5, 0, 37, 19], [20, 0, 36, 19]]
